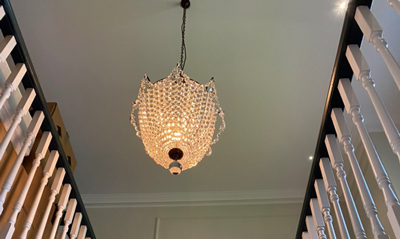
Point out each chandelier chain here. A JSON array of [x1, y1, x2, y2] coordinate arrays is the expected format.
[[180, 8, 187, 70]]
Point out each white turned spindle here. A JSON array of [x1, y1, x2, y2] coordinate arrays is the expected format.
[[338, 78, 400, 235], [320, 158, 350, 239], [0, 88, 36, 161], [0, 116, 46, 239], [35, 168, 65, 239], [0, 6, 5, 20], [0, 131, 51, 239], [314, 179, 337, 239], [0, 111, 44, 217], [332, 108, 389, 239], [302, 232, 310, 239], [70, 212, 83, 239], [60, 198, 77, 239], [355, 6, 400, 92], [325, 134, 367, 239], [19, 150, 59, 239], [77, 225, 87, 239], [387, 0, 400, 16], [0, 36, 16, 62], [0, 63, 27, 110], [49, 184, 72, 239], [310, 198, 327, 239], [346, 45, 400, 161], [305, 216, 319, 239]]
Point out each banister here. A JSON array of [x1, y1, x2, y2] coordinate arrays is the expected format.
[[295, 0, 372, 238], [0, 0, 96, 238]]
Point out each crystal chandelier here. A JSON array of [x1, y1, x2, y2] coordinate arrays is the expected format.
[[130, 0, 225, 175]]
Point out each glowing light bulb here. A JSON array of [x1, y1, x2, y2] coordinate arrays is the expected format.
[[340, 2, 347, 10], [335, 0, 349, 15]]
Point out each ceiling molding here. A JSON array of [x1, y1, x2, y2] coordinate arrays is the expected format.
[[82, 189, 304, 208]]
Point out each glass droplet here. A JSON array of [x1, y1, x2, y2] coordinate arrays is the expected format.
[[206, 147, 212, 156]]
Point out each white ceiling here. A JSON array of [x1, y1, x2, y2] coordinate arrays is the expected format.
[[10, 0, 400, 196]]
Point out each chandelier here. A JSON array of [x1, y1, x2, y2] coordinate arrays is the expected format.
[[130, 0, 225, 175]]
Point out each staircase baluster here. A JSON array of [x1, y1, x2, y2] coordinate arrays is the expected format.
[[77, 225, 87, 239], [338, 78, 400, 234], [320, 158, 350, 239], [0, 88, 35, 161], [70, 212, 83, 239], [314, 179, 336, 239], [49, 184, 72, 239], [346, 44, 400, 161], [0, 131, 50, 237], [0, 36, 16, 62], [35, 168, 65, 239], [0, 118, 48, 239], [355, 6, 400, 92], [325, 134, 367, 239], [19, 150, 59, 239], [332, 108, 389, 239], [305, 216, 319, 239], [0, 111, 44, 216], [310, 198, 327, 239], [302, 232, 310, 239], [0, 64, 26, 110], [0, 6, 4, 20], [60, 198, 77, 239]]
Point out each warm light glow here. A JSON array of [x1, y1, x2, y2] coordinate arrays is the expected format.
[[335, 0, 349, 15], [309, 156, 314, 160], [131, 64, 225, 174], [339, 1, 347, 10]]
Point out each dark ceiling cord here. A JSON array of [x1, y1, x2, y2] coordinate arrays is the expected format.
[[180, 7, 187, 70]]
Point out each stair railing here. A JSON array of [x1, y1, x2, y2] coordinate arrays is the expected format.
[[296, 0, 400, 238], [0, 0, 96, 238]]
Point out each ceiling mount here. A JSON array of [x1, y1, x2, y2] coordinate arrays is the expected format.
[[181, 0, 190, 9]]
